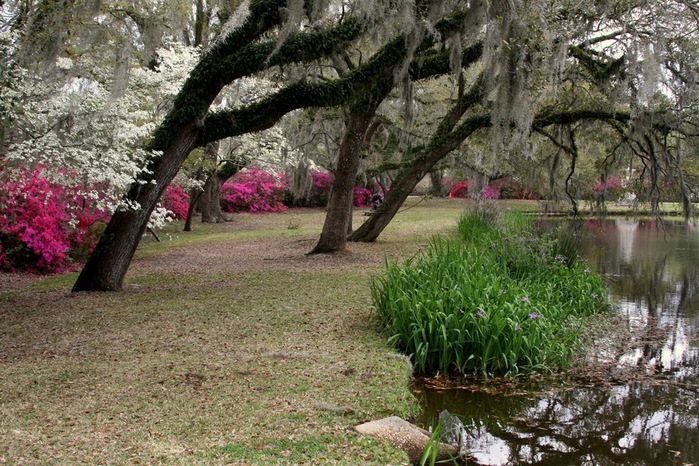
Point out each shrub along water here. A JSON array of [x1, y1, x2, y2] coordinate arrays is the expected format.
[[371, 209, 609, 377]]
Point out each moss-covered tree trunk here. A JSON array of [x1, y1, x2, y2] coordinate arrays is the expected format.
[[309, 29, 482, 253], [183, 187, 202, 232], [349, 142, 463, 243], [201, 157, 246, 223], [350, 72, 490, 242], [72, 3, 364, 291], [350, 107, 632, 243], [73, 122, 201, 291]]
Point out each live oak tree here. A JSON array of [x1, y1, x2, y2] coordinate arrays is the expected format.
[[75, 0, 699, 288], [5, 0, 697, 289], [349, 0, 699, 242], [71, 0, 406, 291], [310, 3, 485, 254]]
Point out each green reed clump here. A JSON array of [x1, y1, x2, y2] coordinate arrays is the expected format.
[[371, 211, 608, 377]]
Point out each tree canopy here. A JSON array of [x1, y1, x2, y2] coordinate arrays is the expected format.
[[0, 0, 697, 290]]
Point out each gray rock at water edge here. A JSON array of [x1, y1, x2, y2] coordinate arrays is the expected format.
[[355, 416, 460, 464]]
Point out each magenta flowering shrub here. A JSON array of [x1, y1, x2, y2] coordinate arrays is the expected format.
[[0, 165, 111, 273], [309, 170, 333, 207], [162, 184, 190, 219], [483, 185, 500, 199], [449, 181, 500, 199], [284, 170, 334, 207], [593, 176, 624, 201], [282, 170, 373, 208], [493, 178, 541, 200], [448, 180, 469, 198], [353, 186, 372, 207], [221, 169, 288, 213], [594, 176, 622, 193], [448, 178, 541, 200]]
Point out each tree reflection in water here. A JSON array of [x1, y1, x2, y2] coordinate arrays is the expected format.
[[416, 219, 699, 465]]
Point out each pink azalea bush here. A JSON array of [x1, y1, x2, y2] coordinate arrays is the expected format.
[[448, 180, 470, 198], [283, 170, 334, 207], [308, 170, 334, 207], [492, 178, 541, 200], [594, 176, 623, 193], [593, 175, 624, 201], [0, 164, 111, 273], [243, 169, 372, 212], [353, 186, 372, 207], [222, 168, 288, 213], [448, 180, 500, 199], [162, 184, 190, 219]]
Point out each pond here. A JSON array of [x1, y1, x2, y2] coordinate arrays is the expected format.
[[414, 218, 699, 466]]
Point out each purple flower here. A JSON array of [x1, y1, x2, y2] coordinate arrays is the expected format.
[[528, 312, 540, 319], [416, 245, 424, 251], [514, 324, 522, 331], [591, 293, 598, 299], [555, 255, 567, 264], [475, 310, 486, 318], [521, 296, 529, 303]]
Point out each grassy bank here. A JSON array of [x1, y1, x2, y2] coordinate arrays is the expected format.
[[0, 198, 499, 465], [372, 210, 609, 377]]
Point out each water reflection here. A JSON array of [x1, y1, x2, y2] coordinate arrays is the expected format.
[[418, 383, 699, 465], [580, 219, 699, 378], [416, 219, 699, 465]]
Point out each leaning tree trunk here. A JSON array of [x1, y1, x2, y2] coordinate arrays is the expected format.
[[349, 159, 430, 243], [350, 106, 630, 242], [72, 123, 201, 291], [308, 17, 481, 253], [183, 187, 203, 231], [350, 115, 492, 243], [310, 109, 375, 254]]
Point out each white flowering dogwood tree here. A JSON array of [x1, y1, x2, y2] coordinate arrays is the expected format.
[[2, 0, 696, 290], [2, 36, 200, 228]]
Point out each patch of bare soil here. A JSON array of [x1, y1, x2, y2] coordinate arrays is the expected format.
[[131, 232, 406, 277], [0, 271, 44, 293]]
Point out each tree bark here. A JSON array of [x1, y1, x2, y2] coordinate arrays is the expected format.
[[71, 9, 365, 291], [349, 151, 445, 243], [183, 188, 203, 231], [72, 122, 201, 291], [310, 108, 375, 254], [200, 173, 227, 223]]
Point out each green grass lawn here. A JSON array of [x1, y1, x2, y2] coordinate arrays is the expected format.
[[0, 197, 682, 464], [1, 198, 494, 465]]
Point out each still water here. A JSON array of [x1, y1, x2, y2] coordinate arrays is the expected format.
[[415, 218, 699, 466]]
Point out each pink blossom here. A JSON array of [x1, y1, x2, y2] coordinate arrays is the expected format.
[[162, 184, 190, 219], [353, 186, 372, 207], [221, 168, 288, 213], [0, 164, 112, 273]]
